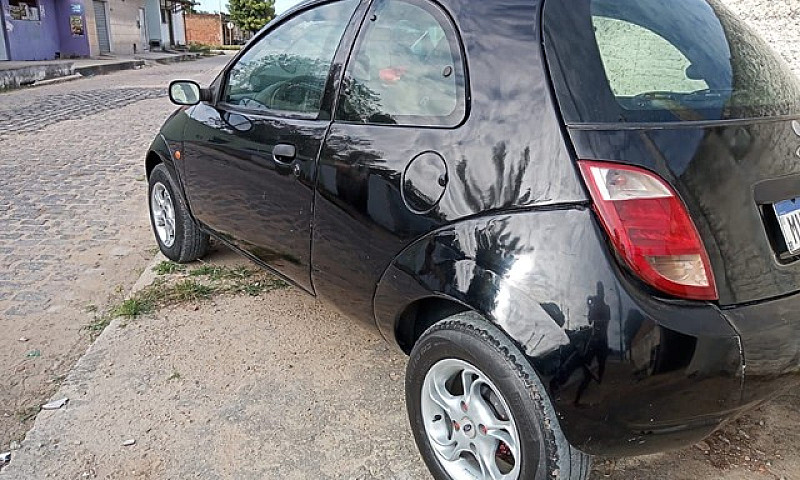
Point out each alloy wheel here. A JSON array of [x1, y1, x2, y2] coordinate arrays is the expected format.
[[151, 182, 176, 248], [421, 358, 522, 480]]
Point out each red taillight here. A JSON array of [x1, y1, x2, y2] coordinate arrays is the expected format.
[[579, 160, 718, 301]]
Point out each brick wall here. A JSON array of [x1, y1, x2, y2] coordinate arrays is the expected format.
[[185, 13, 222, 46]]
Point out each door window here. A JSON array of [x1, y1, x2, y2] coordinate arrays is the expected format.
[[336, 0, 467, 127], [222, 0, 359, 116]]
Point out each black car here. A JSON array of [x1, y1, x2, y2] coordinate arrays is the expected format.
[[146, 0, 800, 478]]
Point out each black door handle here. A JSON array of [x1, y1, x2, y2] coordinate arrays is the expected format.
[[273, 143, 296, 165]]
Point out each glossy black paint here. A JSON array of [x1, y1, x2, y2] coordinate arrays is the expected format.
[[374, 208, 744, 455], [181, 104, 327, 292], [311, 0, 584, 325], [146, 0, 800, 457]]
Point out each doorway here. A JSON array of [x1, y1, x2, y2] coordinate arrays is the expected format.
[[93, 0, 111, 54], [139, 8, 149, 51]]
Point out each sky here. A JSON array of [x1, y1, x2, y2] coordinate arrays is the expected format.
[[195, 0, 302, 14]]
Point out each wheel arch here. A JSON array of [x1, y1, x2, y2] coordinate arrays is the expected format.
[[145, 134, 195, 219], [145, 149, 164, 179], [393, 296, 470, 354], [372, 208, 612, 364]]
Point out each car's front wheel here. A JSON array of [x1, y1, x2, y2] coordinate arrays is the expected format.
[[148, 163, 209, 263], [406, 314, 592, 480]]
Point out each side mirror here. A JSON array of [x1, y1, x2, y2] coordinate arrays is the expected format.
[[168, 80, 212, 106]]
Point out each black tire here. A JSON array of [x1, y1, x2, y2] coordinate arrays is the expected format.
[[148, 163, 209, 263], [407, 313, 592, 480]]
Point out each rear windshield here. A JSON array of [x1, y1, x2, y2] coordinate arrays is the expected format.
[[543, 0, 800, 124]]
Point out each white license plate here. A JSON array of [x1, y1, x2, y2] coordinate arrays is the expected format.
[[774, 198, 800, 254]]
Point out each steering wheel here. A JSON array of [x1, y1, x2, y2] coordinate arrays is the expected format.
[[254, 76, 324, 111]]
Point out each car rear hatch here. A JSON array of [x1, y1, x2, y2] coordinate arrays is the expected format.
[[543, 0, 800, 307]]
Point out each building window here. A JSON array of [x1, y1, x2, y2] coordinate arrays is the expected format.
[[9, 0, 41, 21]]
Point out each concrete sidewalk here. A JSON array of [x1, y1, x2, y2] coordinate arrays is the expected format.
[[0, 52, 206, 91]]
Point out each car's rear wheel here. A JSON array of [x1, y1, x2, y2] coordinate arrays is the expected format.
[[407, 314, 592, 480], [148, 163, 209, 263]]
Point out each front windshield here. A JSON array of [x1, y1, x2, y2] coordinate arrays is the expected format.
[[544, 0, 800, 123]]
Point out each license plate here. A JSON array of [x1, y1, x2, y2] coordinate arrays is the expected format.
[[774, 197, 800, 254]]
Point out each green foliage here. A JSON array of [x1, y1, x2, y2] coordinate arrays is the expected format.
[[114, 298, 154, 318], [189, 264, 226, 280], [153, 261, 185, 275], [84, 263, 290, 337], [228, 0, 275, 34], [187, 42, 213, 53]]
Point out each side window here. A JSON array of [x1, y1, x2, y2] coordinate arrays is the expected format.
[[592, 16, 709, 99], [336, 0, 467, 127], [222, 0, 359, 115]]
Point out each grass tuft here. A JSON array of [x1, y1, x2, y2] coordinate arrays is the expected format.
[[85, 263, 290, 337], [113, 298, 153, 318], [189, 264, 225, 280], [170, 279, 214, 302], [153, 261, 185, 275]]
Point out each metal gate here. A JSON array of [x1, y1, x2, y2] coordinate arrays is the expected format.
[[93, 1, 111, 54]]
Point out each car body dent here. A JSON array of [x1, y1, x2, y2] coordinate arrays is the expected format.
[[374, 207, 744, 454]]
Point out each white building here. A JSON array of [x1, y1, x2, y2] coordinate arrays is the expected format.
[[144, 0, 189, 50]]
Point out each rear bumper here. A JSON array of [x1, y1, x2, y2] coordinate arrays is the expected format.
[[552, 218, 800, 456], [553, 298, 746, 456], [723, 292, 800, 405], [559, 282, 800, 457]]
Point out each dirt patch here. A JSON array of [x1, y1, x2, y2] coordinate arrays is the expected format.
[[0, 249, 429, 479], [593, 398, 800, 479]]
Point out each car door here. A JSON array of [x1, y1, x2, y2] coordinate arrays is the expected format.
[[181, 0, 362, 292], [311, 0, 470, 321]]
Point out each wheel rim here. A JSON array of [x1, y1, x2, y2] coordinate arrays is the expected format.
[[150, 182, 176, 248], [421, 359, 522, 480]]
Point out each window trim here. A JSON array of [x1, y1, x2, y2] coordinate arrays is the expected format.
[[333, 0, 470, 129], [215, 0, 363, 121]]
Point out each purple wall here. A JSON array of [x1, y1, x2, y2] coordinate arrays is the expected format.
[[55, 0, 89, 57], [1, 0, 88, 60]]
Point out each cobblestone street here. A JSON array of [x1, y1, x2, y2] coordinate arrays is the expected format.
[[0, 55, 229, 450]]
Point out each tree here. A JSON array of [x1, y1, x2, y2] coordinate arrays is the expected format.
[[228, 0, 275, 34]]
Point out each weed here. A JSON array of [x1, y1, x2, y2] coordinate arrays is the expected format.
[[228, 266, 256, 279], [86, 313, 111, 336], [170, 279, 214, 302], [84, 263, 289, 337], [189, 264, 225, 280], [17, 406, 39, 422], [167, 370, 182, 381], [114, 298, 153, 318], [153, 261, 184, 275]]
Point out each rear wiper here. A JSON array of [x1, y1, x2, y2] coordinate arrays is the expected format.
[[684, 88, 734, 101]]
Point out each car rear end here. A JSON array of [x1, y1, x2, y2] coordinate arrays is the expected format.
[[543, 0, 800, 449]]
